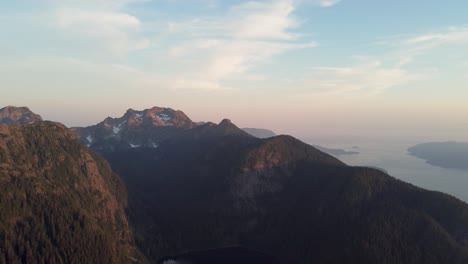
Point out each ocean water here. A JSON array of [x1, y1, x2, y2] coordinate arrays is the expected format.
[[303, 137, 468, 203]]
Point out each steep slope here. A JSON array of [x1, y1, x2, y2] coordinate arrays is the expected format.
[[0, 122, 142, 263], [71, 106, 195, 152], [0, 106, 43, 124], [104, 118, 468, 264]]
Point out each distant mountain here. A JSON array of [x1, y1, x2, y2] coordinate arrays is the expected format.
[[313, 145, 359, 156], [183, 119, 253, 139], [242, 128, 276, 138], [0, 106, 43, 124], [71, 106, 195, 152], [0, 121, 143, 263], [408, 142, 468, 170], [103, 118, 468, 264], [241, 128, 358, 155]]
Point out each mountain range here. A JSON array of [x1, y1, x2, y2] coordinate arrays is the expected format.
[[2, 106, 468, 263]]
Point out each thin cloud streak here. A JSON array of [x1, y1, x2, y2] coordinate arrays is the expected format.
[[165, 0, 318, 90], [307, 59, 421, 95], [304, 26, 468, 96], [53, 0, 150, 54], [318, 0, 341, 7]]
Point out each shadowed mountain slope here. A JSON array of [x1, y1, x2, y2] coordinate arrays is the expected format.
[[103, 118, 468, 264], [0, 121, 143, 263]]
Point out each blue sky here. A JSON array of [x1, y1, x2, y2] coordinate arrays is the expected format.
[[1, 0, 467, 140]]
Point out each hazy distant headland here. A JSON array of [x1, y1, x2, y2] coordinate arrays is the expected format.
[[241, 128, 277, 138], [408, 142, 468, 170], [242, 128, 359, 156], [313, 145, 359, 156]]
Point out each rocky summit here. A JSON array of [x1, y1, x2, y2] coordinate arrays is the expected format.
[[0, 106, 43, 125], [71, 106, 195, 152]]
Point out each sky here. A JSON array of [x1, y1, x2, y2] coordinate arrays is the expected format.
[[1, 0, 467, 141]]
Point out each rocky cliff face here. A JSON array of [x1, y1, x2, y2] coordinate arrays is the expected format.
[[0, 121, 142, 263], [0, 106, 43, 124]]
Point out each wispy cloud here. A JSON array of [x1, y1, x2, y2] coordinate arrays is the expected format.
[[47, 0, 147, 10], [167, 0, 317, 90], [306, 58, 422, 95], [405, 26, 468, 45], [52, 0, 150, 54], [396, 26, 468, 66], [1, 56, 169, 96], [304, 26, 468, 95], [317, 0, 341, 7], [229, 0, 299, 40]]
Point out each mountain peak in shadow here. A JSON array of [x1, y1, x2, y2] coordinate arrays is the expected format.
[[183, 118, 253, 139]]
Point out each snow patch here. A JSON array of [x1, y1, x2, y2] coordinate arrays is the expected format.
[[112, 122, 125, 134], [135, 113, 143, 120], [156, 113, 172, 122], [129, 143, 141, 148], [151, 142, 158, 148], [112, 126, 121, 134], [85, 135, 93, 147]]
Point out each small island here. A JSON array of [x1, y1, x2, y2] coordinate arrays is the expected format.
[[408, 142, 468, 170]]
